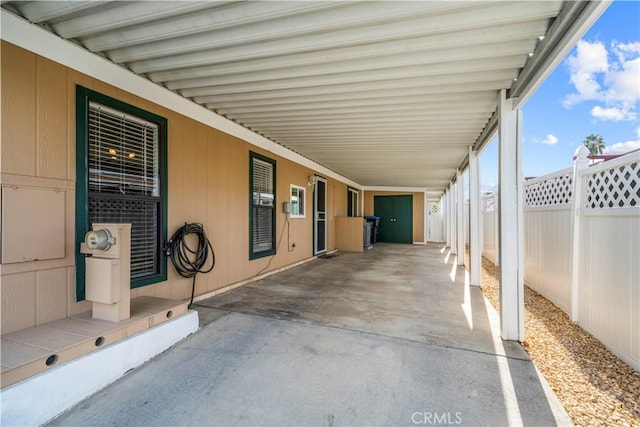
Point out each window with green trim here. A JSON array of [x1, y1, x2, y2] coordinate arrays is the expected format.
[[250, 152, 276, 259], [348, 187, 359, 217], [76, 86, 167, 300]]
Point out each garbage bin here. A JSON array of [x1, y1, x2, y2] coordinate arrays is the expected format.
[[363, 220, 372, 248], [364, 216, 380, 244]]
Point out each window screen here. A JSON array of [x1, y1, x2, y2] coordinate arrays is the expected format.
[[250, 153, 276, 258]]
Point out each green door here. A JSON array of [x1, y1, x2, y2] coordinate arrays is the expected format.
[[374, 195, 413, 243]]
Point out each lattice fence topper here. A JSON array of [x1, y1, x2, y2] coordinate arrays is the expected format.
[[430, 203, 440, 214], [585, 160, 639, 209], [524, 173, 573, 207]]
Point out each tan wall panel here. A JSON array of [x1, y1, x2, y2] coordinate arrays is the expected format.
[[1, 272, 36, 334], [66, 266, 91, 316], [335, 217, 364, 252], [207, 133, 248, 290], [1, 42, 36, 176], [35, 268, 68, 324], [2, 42, 358, 329], [277, 157, 314, 262], [364, 191, 425, 242], [36, 57, 68, 179]]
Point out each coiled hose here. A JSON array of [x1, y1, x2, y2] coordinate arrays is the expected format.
[[166, 223, 215, 308]]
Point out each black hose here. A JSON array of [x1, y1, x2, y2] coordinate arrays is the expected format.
[[166, 223, 215, 308]]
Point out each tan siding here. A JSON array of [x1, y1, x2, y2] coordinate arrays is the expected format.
[[1, 272, 36, 334], [35, 268, 68, 324], [36, 57, 68, 180], [1, 41, 356, 332], [2, 42, 36, 176], [66, 266, 91, 316]]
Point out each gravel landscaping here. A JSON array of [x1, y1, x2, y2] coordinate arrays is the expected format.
[[477, 256, 640, 426]]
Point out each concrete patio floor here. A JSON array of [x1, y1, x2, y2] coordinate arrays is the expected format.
[[49, 243, 571, 426]]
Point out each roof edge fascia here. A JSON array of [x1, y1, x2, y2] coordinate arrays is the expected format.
[[509, 0, 612, 107]]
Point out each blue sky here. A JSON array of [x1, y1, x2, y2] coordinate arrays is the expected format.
[[479, 0, 640, 191]]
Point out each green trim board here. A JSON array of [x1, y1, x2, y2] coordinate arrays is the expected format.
[[249, 151, 277, 260], [75, 86, 168, 301]]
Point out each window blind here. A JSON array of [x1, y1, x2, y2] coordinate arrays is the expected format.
[[252, 157, 274, 253], [88, 102, 161, 279], [88, 103, 159, 197]]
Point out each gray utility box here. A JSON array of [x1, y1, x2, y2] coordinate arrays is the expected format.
[[363, 220, 372, 247]]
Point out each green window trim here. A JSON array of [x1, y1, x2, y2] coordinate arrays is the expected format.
[[249, 151, 277, 260], [75, 86, 168, 301]]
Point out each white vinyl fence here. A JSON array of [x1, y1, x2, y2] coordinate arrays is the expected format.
[[481, 149, 640, 370]]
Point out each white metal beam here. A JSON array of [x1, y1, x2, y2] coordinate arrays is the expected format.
[[456, 170, 465, 266], [179, 57, 525, 98], [82, 2, 342, 51], [128, 1, 559, 73], [212, 91, 497, 115], [498, 89, 524, 341], [469, 147, 482, 286], [239, 111, 491, 126], [16, 1, 108, 23], [149, 21, 548, 83], [53, 2, 219, 39], [191, 71, 517, 104], [110, 2, 478, 63], [195, 81, 510, 109], [166, 41, 534, 90], [443, 192, 449, 247]]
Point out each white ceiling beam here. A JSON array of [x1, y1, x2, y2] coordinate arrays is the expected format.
[[223, 104, 496, 122], [148, 20, 548, 82], [213, 92, 497, 115], [166, 40, 535, 91], [268, 131, 478, 140], [53, 2, 220, 39], [195, 81, 508, 110], [192, 71, 516, 104], [82, 2, 346, 51], [280, 136, 473, 144], [180, 57, 524, 98], [111, 2, 475, 63], [245, 117, 487, 130], [253, 122, 483, 133], [16, 1, 110, 23], [236, 111, 491, 126], [128, 1, 559, 72]]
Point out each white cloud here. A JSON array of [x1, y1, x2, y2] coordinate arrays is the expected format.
[[591, 105, 637, 121], [612, 41, 640, 62], [563, 39, 640, 121], [603, 140, 640, 154], [604, 57, 640, 105], [532, 134, 559, 145], [563, 40, 608, 106]]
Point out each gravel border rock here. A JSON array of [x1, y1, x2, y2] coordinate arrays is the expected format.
[[477, 256, 640, 426]]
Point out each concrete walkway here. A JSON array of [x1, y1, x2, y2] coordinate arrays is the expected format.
[[49, 244, 571, 426]]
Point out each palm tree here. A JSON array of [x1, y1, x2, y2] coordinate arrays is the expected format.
[[583, 134, 606, 155]]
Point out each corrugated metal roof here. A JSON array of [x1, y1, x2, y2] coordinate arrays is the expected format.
[[2, 1, 605, 193]]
